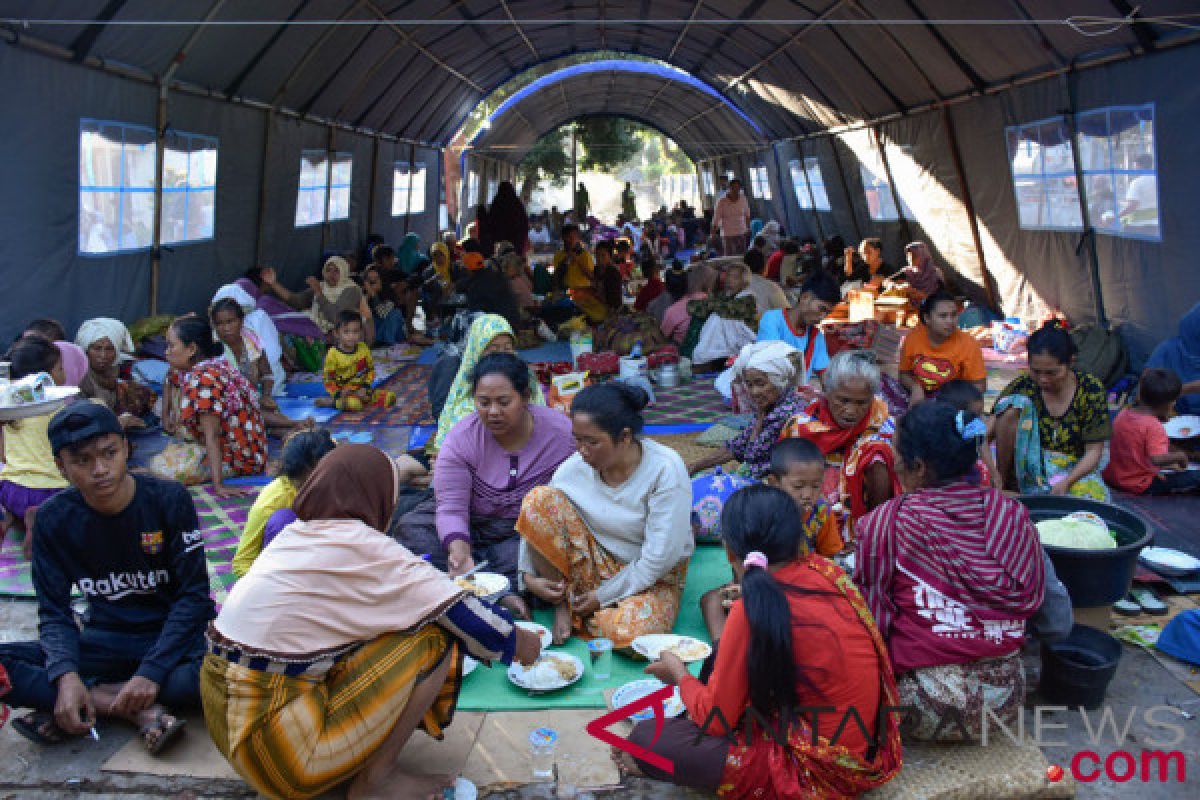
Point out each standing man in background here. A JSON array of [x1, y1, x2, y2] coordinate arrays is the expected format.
[[714, 178, 751, 257]]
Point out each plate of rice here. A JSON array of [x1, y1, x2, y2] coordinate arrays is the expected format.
[[1164, 416, 1200, 440], [454, 572, 509, 599], [632, 634, 712, 663], [508, 652, 584, 692]]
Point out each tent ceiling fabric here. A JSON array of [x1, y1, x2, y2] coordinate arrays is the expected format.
[[7, 1, 1188, 146], [469, 60, 768, 162]]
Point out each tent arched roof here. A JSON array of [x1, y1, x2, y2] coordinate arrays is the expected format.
[[5, 1, 1193, 147]]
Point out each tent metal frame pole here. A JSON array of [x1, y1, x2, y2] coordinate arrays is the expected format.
[[321, 126, 334, 256], [255, 110, 274, 266], [404, 142, 416, 236], [149, 84, 167, 317], [940, 106, 1000, 310], [1062, 71, 1108, 328], [366, 134, 380, 237], [798, 144, 825, 242], [872, 127, 913, 245]]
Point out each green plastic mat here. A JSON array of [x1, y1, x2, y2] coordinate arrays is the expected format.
[[456, 543, 732, 711]]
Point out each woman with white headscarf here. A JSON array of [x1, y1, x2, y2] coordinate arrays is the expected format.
[[688, 341, 812, 479], [75, 318, 156, 430], [212, 283, 287, 395], [258, 256, 374, 343]]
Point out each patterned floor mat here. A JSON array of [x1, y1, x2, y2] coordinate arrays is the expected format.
[[642, 378, 729, 427], [330, 363, 434, 427]]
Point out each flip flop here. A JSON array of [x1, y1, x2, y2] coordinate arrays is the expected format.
[[1114, 593, 1141, 616], [1130, 587, 1169, 615], [140, 711, 186, 755], [12, 711, 69, 746]]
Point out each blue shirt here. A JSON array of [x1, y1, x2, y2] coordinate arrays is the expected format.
[[757, 309, 830, 373]]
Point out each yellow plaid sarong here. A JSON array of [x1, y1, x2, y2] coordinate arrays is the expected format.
[[201, 627, 461, 800]]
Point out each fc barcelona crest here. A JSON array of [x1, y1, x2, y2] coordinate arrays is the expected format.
[[141, 531, 164, 555]]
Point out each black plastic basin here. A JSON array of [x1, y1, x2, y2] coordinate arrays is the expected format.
[[1018, 495, 1154, 607], [1040, 624, 1123, 709]]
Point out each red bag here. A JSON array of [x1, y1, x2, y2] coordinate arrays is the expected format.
[[647, 345, 680, 368], [576, 351, 620, 375]]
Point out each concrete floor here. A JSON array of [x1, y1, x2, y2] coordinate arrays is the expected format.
[[3, 598, 1199, 799]]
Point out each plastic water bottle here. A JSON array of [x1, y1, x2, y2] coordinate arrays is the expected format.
[[630, 340, 643, 359]]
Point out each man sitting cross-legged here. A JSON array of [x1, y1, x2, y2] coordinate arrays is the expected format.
[[0, 402, 214, 755]]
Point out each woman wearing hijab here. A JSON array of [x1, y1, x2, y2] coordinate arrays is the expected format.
[[211, 283, 286, 394], [430, 314, 545, 452], [689, 342, 811, 479], [75, 318, 156, 429], [889, 241, 943, 299], [201, 444, 542, 800], [395, 233, 424, 276], [258, 256, 373, 343], [1147, 302, 1200, 415], [487, 181, 531, 256]]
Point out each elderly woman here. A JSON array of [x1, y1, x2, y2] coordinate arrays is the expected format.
[[687, 263, 759, 368], [211, 283, 286, 394], [689, 342, 810, 479], [899, 291, 986, 404], [201, 445, 541, 800], [396, 354, 575, 619], [856, 401, 1045, 740], [163, 316, 267, 495], [781, 350, 901, 539], [994, 323, 1111, 500], [517, 383, 694, 647], [75, 318, 156, 430], [430, 314, 545, 452], [258, 257, 373, 343]]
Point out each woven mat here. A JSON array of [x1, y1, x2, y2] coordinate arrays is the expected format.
[[866, 737, 1074, 799], [0, 486, 250, 603], [331, 362, 434, 426], [643, 378, 729, 427], [649, 431, 735, 470]]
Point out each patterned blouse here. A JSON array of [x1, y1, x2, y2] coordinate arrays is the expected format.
[[180, 358, 267, 477], [727, 388, 810, 479], [997, 370, 1111, 459]]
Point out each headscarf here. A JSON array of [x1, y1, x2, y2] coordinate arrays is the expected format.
[[54, 342, 88, 386], [761, 220, 782, 251], [1147, 303, 1200, 414], [750, 218, 764, 240], [432, 314, 546, 452], [294, 443, 396, 531], [396, 233, 423, 275], [430, 242, 452, 286], [901, 241, 941, 296], [213, 283, 285, 393], [731, 341, 801, 391], [75, 318, 136, 360], [309, 256, 355, 332]]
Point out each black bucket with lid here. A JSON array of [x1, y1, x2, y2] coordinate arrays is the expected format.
[[1017, 495, 1153, 607], [1040, 624, 1123, 709]]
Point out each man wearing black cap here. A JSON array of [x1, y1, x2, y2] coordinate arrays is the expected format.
[[0, 402, 213, 754]]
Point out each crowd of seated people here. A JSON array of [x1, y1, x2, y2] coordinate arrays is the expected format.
[[5, 183, 1200, 800]]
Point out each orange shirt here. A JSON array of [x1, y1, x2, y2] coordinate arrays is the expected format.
[[1103, 408, 1169, 494], [678, 558, 882, 757], [899, 325, 986, 394]]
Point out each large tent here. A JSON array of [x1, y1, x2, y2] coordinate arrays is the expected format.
[[2, 2, 1198, 360]]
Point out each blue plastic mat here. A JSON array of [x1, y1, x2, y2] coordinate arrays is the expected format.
[[276, 397, 339, 423], [225, 474, 273, 487], [644, 423, 709, 434], [408, 425, 435, 451], [517, 341, 573, 363]]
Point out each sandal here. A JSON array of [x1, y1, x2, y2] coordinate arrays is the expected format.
[[140, 711, 187, 755], [1114, 593, 1141, 616], [12, 711, 70, 745], [1130, 587, 1169, 615]]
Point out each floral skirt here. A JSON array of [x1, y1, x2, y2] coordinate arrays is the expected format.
[[895, 650, 1025, 742], [515, 486, 687, 648]]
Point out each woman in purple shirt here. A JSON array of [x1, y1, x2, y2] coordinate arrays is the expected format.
[[394, 353, 575, 619]]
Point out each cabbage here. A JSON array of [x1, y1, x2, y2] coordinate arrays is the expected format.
[[1036, 517, 1117, 550]]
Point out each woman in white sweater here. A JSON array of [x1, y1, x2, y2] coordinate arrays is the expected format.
[[516, 383, 694, 646]]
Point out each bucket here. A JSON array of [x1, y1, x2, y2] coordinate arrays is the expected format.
[[1040, 624, 1122, 709], [1017, 495, 1153, 607], [619, 356, 648, 381]]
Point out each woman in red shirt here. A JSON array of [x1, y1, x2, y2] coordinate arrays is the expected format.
[[623, 486, 902, 798]]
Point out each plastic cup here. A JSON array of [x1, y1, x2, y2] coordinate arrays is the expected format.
[[529, 727, 558, 781], [588, 637, 614, 682]]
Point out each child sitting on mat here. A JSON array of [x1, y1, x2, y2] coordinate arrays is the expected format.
[[231, 428, 337, 578], [1105, 368, 1200, 494], [210, 298, 309, 436], [0, 336, 71, 559], [700, 438, 842, 643], [318, 311, 396, 412]]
